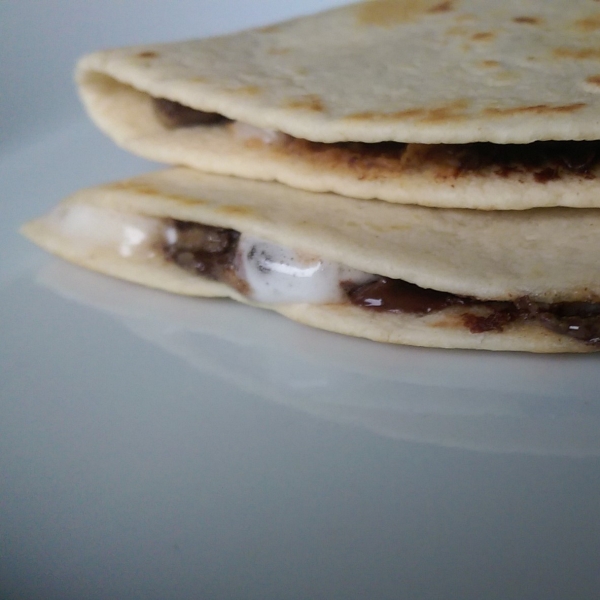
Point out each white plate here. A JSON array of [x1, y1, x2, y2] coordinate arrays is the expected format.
[[2, 3, 600, 599]]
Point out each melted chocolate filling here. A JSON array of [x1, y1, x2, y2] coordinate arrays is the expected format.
[[343, 277, 465, 313], [163, 220, 240, 282], [151, 96, 600, 180], [164, 221, 600, 346], [347, 277, 600, 345]]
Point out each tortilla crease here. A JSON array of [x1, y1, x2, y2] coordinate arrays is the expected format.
[[21, 168, 600, 353], [77, 0, 600, 209]]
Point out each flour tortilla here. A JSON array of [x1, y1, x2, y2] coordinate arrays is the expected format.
[[77, 0, 600, 209], [21, 168, 600, 352]]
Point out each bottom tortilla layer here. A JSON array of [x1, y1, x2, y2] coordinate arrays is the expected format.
[[21, 216, 593, 353]]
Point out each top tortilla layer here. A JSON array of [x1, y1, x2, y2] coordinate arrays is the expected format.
[[77, 0, 600, 145]]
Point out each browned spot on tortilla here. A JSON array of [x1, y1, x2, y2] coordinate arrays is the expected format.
[[164, 194, 210, 207], [512, 16, 541, 25], [107, 182, 207, 206], [356, 0, 458, 27], [218, 205, 255, 217], [553, 47, 600, 60], [484, 103, 586, 116], [586, 74, 600, 86], [427, 1, 454, 13], [480, 60, 501, 68], [345, 99, 470, 123], [108, 182, 159, 196], [231, 85, 261, 96], [285, 94, 325, 112], [575, 14, 600, 32], [344, 108, 422, 121], [137, 51, 158, 59], [471, 31, 495, 41], [421, 99, 470, 123]]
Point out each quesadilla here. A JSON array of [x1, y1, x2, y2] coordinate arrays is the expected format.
[[21, 168, 600, 352], [76, 0, 600, 209]]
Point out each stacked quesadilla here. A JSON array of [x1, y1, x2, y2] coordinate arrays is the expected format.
[[22, 0, 600, 351]]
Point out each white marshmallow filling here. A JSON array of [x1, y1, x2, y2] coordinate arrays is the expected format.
[[49, 203, 374, 305]]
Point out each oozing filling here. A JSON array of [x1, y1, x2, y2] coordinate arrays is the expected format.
[[152, 98, 600, 181], [163, 220, 374, 304], [163, 220, 600, 345], [52, 204, 600, 345]]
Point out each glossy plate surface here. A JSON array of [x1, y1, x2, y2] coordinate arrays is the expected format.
[[1, 2, 600, 599]]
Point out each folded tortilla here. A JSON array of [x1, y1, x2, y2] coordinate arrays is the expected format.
[[77, 0, 600, 209], [21, 168, 600, 352]]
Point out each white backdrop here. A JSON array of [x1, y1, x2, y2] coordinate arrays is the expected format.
[[0, 0, 348, 153]]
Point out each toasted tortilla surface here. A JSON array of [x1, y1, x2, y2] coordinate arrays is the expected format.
[[76, 0, 600, 208]]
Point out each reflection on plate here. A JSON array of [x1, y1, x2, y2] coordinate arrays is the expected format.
[[38, 260, 600, 457]]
